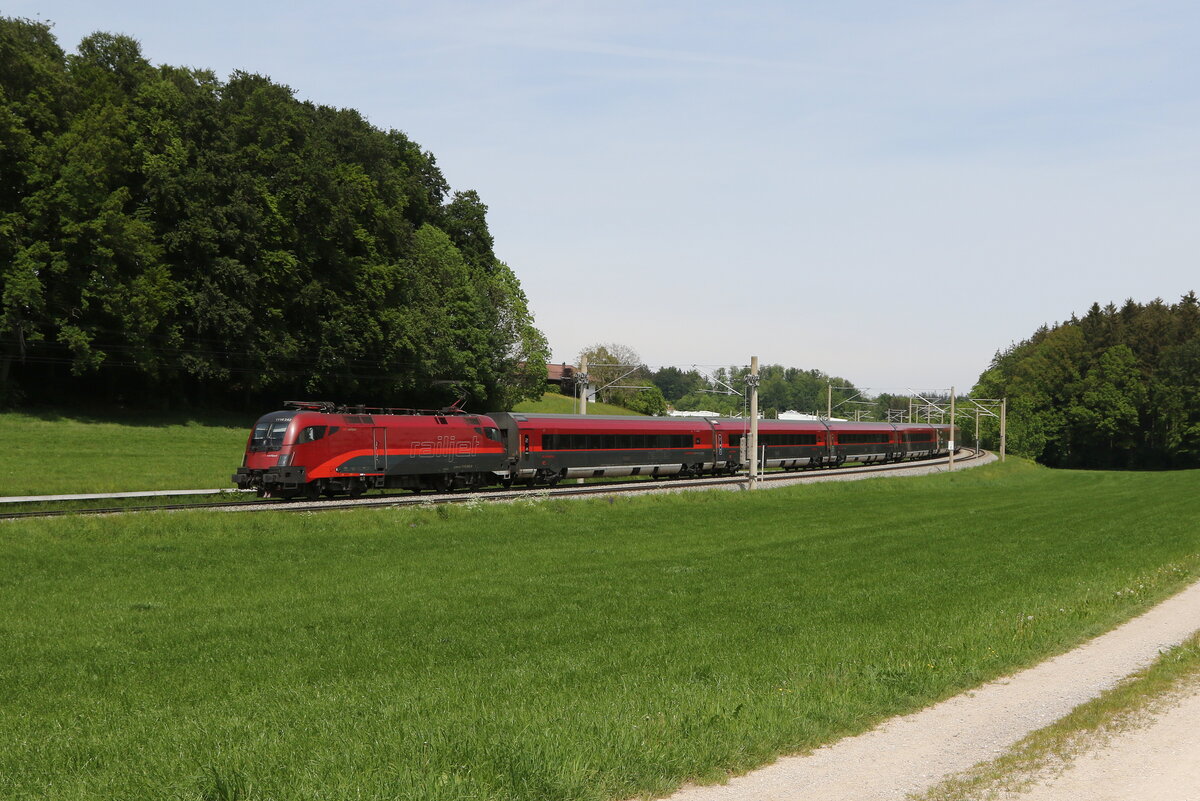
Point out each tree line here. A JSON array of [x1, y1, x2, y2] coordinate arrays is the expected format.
[[572, 343, 866, 419], [973, 293, 1200, 468], [0, 17, 548, 412]]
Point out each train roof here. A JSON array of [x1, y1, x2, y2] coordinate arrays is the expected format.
[[494, 412, 951, 429]]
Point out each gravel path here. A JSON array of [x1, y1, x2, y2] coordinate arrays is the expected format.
[[991, 682, 1200, 801], [661, 579, 1200, 801]]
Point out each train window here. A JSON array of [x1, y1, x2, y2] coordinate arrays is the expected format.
[[251, 419, 292, 451], [616, 435, 632, 449], [839, 433, 886, 444], [251, 422, 270, 448], [297, 425, 327, 444], [484, 427, 503, 443]]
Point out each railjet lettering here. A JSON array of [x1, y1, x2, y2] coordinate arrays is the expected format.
[[411, 435, 481, 456]]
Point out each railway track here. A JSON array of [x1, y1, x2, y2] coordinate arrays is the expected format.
[[0, 449, 989, 521]]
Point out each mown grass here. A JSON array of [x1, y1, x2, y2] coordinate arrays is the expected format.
[[512, 393, 644, 415], [1, 461, 1198, 800], [0, 409, 252, 495]]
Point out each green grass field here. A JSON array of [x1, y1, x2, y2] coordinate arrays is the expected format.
[[2, 460, 1198, 800], [0, 409, 252, 495]]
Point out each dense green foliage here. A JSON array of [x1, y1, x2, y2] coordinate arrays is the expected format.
[[974, 294, 1200, 468], [2, 461, 1199, 800], [665, 363, 863, 418], [0, 17, 548, 411]]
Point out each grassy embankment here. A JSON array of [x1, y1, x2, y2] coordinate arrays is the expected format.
[[2, 460, 1199, 800], [513, 392, 643, 415], [0, 409, 251, 496]]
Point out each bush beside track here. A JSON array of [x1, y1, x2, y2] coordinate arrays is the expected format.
[[2, 460, 1198, 800]]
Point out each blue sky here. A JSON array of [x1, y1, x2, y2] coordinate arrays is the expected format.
[[11, 1, 1200, 395]]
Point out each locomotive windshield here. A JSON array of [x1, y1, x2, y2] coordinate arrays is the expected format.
[[250, 415, 293, 451]]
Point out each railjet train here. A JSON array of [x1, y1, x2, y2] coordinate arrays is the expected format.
[[233, 401, 959, 499]]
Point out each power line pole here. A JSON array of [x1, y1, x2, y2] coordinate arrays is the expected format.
[[948, 386, 956, 471], [827, 383, 832, 420], [748, 356, 760, 490], [1000, 397, 1007, 462], [578, 355, 588, 415]]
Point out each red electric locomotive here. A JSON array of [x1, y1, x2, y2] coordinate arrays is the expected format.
[[233, 401, 509, 498]]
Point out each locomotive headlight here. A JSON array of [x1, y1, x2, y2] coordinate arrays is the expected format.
[[277, 453, 293, 467]]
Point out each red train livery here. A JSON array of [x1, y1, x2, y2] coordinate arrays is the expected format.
[[233, 401, 958, 499]]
